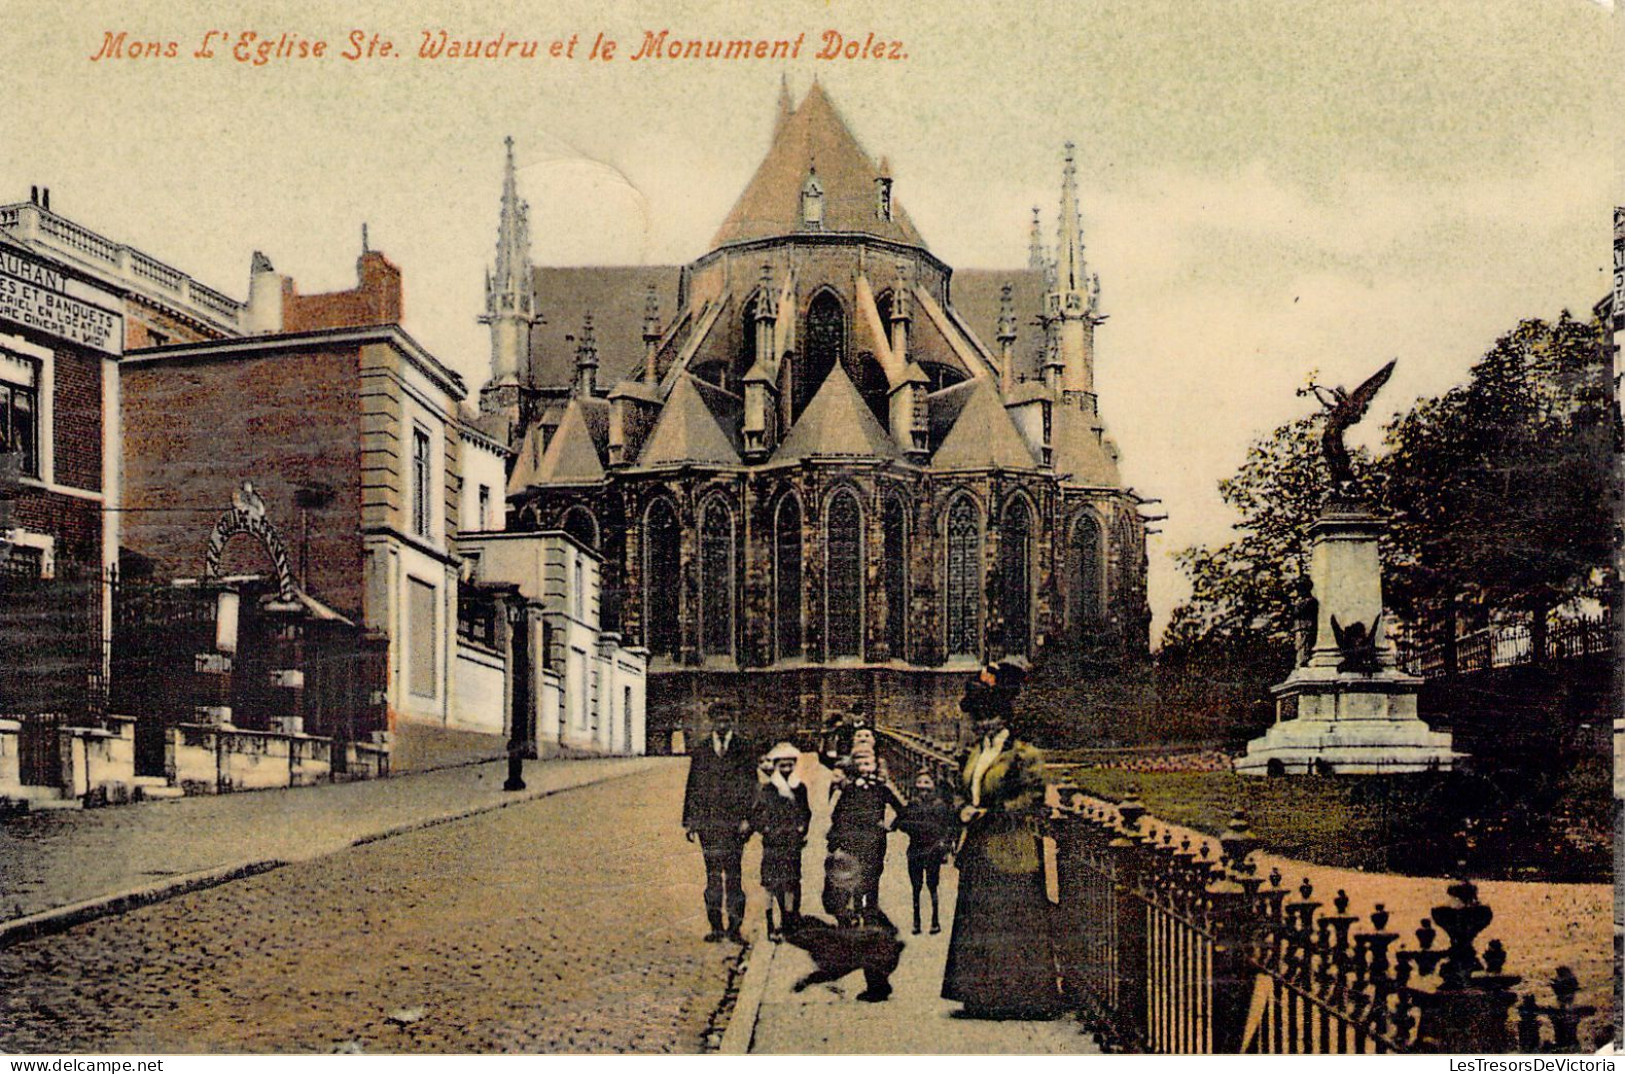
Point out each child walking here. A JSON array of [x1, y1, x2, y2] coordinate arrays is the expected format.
[[826, 750, 903, 921], [892, 769, 958, 935], [750, 742, 811, 942]]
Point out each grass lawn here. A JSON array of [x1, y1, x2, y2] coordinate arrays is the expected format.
[[1055, 762, 1610, 881]]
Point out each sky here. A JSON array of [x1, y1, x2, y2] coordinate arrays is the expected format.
[[2, 0, 1612, 638]]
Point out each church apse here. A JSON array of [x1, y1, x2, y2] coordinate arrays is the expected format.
[[484, 83, 1153, 743]]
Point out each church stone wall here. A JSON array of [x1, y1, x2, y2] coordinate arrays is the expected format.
[[645, 665, 976, 756]]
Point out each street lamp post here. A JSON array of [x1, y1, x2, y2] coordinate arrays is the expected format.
[[505, 598, 529, 791]]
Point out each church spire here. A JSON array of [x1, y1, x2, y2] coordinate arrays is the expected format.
[[1046, 142, 1101, 401], [1027, 206, 1046, 272], [1055, 142, 1094, 298], [482, 137, 540, 388], [997, 282, 1018, 395], [574, 312, 598, 398]]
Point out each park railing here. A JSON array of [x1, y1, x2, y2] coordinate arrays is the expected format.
[[1396, 611, 1612, 679], [1047, 786, 1600, 1054], [874, 724, 959, 791]]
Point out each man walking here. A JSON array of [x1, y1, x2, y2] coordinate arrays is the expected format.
[[682, 701, 756, 942]]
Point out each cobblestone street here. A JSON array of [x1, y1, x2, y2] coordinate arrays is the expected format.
[[0, 759, 738, 1053]]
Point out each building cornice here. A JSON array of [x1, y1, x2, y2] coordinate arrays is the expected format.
[[126, 323, 467, 399], [691, 232, 951, 282], [456, 528, 604, 563], [457, 419, 513, 457]]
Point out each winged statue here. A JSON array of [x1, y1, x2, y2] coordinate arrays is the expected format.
[[1299, 359, 1397, 490]]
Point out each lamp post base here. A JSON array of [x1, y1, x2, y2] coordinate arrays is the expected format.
[[504, 752, 526, 792]]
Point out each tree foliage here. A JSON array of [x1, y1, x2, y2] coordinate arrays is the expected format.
[[1381, 312, 1612, 618]]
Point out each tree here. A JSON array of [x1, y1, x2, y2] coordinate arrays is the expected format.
[[1380, 313, 1613, 640]]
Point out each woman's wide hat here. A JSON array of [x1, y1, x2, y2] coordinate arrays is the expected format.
[[766, 741, 800, 762]]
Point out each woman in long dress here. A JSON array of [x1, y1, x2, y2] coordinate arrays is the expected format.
[[941, 667, 1060, 1019]]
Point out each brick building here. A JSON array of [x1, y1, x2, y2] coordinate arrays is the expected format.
[[115, 249, 482, 729], [0, 227, 121, 579], [0, 185, 247, 589], [117, 242, 644, 760], [486, 85, 1154, 745], [0, 183, 647, 807]]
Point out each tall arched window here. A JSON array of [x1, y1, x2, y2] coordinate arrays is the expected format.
[[1071, 512, 1104, 633], [1114, 513, 1139, 604], [1000, 497, 1033, 656], [882, 495, 908, 660], [700, 499, 734, 658], [562, 505, 599, 550], [826, 490, 863, 659], [945, 497, 982, 658], [644, 499, 680, 659], [775, 495, 803, 660], [798, 290, 844, 420]]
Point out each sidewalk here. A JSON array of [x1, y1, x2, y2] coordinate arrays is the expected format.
[[0, 754, 666, 930], [729, 757, 1101, 1054]]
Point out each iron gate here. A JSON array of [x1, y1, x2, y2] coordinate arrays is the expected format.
[[0, 557, 106, 788]]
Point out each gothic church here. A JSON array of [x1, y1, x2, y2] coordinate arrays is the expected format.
[[477, 82, 1152, 745]]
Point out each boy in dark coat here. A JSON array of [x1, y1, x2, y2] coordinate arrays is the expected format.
[[750, 741, 811, 942], [681, 702, 757, 943], [892, 769, 958, 935], [826, 752, 903, 919]]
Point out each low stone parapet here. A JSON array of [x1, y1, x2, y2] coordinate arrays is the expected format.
[[289, 733, 332, 786], [0, 718, 21, 795], [344, 734, 390, 780], [60, 715, 137, 804], [169, 724, 343, 794]]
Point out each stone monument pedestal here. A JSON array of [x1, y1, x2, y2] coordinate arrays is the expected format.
[[1237, 503, 1459, 776]]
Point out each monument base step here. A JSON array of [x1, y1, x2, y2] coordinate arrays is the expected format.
[[1236, 718, 1458, 776]]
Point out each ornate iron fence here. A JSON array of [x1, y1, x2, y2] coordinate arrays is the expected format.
[[1397, 612, 1612, 679], [0, 559, 107, 787], [110, 573, 388, 775], [1048, 789, 1599, 1054]]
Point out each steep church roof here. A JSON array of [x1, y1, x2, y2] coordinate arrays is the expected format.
[[952, 269, 1050, 382], [927, 379, 978, 450], [712, 82, 925, 249], [513, 396, 610, 487], [773, 364, 902, 462], [931, 379, 1039, 470], [527, 266, 680, 388], [1051, 401, 1122, 487], [637, 374, 742, 467]]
